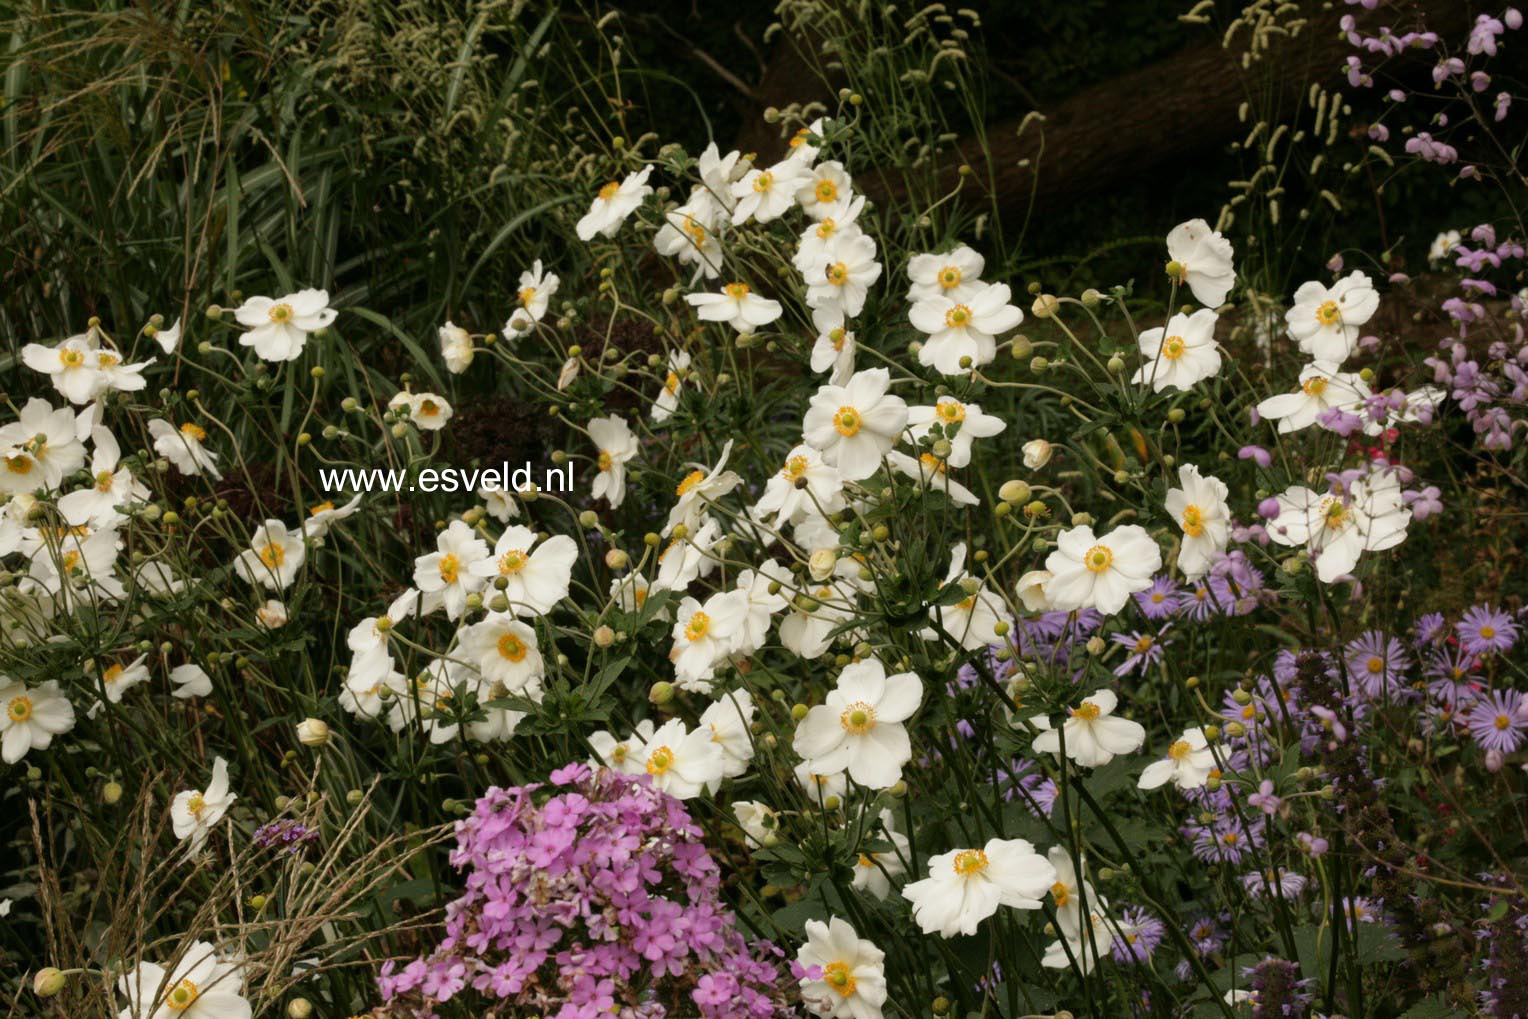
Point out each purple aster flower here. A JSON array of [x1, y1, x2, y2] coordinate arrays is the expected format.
[[1468, 689, 1527, 754], [1240, 867, 1308, 900], [1134, 576, 1181, 620], [1111, 628, 1169, 676], [1426, 646, 1484, 706], [1413, 612, 1447, 648], [1344, 630, 1413, 699], [1111, 906, 1167, 964], [1458, 604, 1519, 656], [1176, 582, 1223, 621]]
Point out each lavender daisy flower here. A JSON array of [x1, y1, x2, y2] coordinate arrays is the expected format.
[[1134, 576, 1181, 620], [1344, 630, 1413, 700], [1341, 896, 1383, 931], [1175, 914, 1229, 979], [1240, 867, 1308, 900], [1110, 906, 1167, 964], [1111, 628, 1169, 677], [1468, 689, 1526, 753], [1413, 611, 1448, 647], [1426, 646, 1484, 706], [1458, 604, 1519, 656], [1175, 582, 1222, 621]]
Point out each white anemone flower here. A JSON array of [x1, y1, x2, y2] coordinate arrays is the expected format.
[[752, 444, 845, 528], [171, 756, 237, 853], [1165, 463, 1231, 581], [1138, 727, 1217, 790], [0, 397, 86, 490], [233, 520, 305, 591], [809, 306, 857, 385], [924, 542, 1011, 649], [58, 426, 148, 526], [439, 321, 474, 373], [732, 799, 780, 846], [796, 917, 888, 1019], [575, 165, 653, 240], [1031, 689, 1146, 768], [1166, 218, 1236, 307], [504, 259, 560, 337], [700, 689, 757, 780], [117, 939, 249, 1019], [792, 658, 922, 789], [902, 837, 1057, 937], [665, 440, 742, 536], [851, 808, 910, 900], [627, 718, 726, 799], [234, 289, 336, 361], [148, 418, 222, 480], [457, 613, 545, 697], [687, 281, 783, 334], [1266, 470, 1411, 583], [1043, 524, 1162, 615], [652, 350, 692, 423], [887, 451, 979, 506], [469, 525, 578, 616], [1286, 270, 1379, 364], [0, 678, 75, 764], [1132, 308, 1222, 392], [1255, 361, 1374, 434], [413, 519, 490, 620], [794, 159, 853, 220], [906, 397, 1006, 468], [653, 204, 725, 281], [908, 282, 1023, 375], [802, 368, 909, 482], [906, 245, 986, 303], [731, 158, 808, 224], [588, 414, 638, 509], [805, 232, 882, 318], [670, 590, 748, 692]]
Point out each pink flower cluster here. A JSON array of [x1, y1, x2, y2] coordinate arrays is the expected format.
[[376, 763, 798, 1019]]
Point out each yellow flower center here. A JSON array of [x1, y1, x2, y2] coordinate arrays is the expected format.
[[103, 664, 124, 684], [1496, 714, 1511, 730], [1083, 545, 1113, 573], [1168, 739, 1191, 761], [1051, 881, 1070, 907], [822, 961, 856, 996], [944, 305, 972, 328], [1161, 335, 1187, 359], [646, 746, 675, 775], [1315, 299, 1341, 326], [829, 327, 847, 351], [5, 455, 31, 475], [664, 371, 680, 394], [952, 848, 989, 876], [186, 792, 206, 817], [938, 266, 963, 289], [1181, 504, 1205, 537], [1302, 376, 1328, 397], [98, 352, 120, 368], [497, 549, 527, 574], [1241, 704, 1257, 720], [918, 452, 948, 476], [310, 501, 335, 515], [1481, 625, 1496, 640], [258, 542, 286, 569], [598, 450, 613, 471], [936, 400, 966, 423], [814, 179, 838, 204], [724, 282, 751, 300], [497, 631, 528, 662], [518, 286, 536, 307], [418, 399, 440, 417], [598, 180, 621, 201], [1134, 635, 1154, 654], [60, 348, 86, 368], [180, 422, 208, 442], [1071, 701, 1102, 721], [825, 261, 849, 286], [783, 455, 809, 480], [7, 696, 32, 723], [683, 217, 707, 242], [1320, 498, 1349, 530], [268, 303, 295, 324], [676, 469, 706, 496], [833, 407, 861, 436], [684, 611, 711, 642], [752, 171, 774, 192], [839, 701, 877, 735], [815, 218, 837, 240], [166, 978, 199, 1011], [1366, 656, 1384, 675]]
